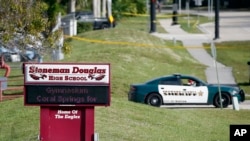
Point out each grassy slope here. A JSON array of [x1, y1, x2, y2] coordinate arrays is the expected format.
[[0, 17, 250, 141]]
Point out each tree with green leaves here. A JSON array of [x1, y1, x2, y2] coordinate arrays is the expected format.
[[112, 0, 147, 19], [0, 0, 71, 57]]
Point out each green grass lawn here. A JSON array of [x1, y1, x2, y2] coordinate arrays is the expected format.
[[1, 97, 249, 141], [157, 13, 213, 33], [0, 16, 249, 141]]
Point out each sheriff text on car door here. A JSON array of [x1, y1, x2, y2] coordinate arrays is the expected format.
[[158, 84, 209, 104]]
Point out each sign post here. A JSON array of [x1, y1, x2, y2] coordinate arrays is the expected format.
[[24, 63, 110, 141], [210, 41, 223, 109]]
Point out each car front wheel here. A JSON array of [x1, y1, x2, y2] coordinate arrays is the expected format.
[[213, 93, 230, 108], [101, 24, 109, 29], [146, 93, 162, 107]]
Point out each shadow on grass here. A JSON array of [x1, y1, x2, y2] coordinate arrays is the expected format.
[[7, 75, 24, 79], [238, 82, 250, 87], [3, 91, 23, 95]]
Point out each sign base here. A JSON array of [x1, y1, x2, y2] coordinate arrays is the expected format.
[[40, 106, 94, 141], [232, 96, 240, 111]]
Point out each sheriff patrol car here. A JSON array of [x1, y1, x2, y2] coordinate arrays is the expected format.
[[128, 74, 245, 108]]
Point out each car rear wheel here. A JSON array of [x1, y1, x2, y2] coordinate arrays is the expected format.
[[213, 93, 230, 108], [146, 93, 162, 107]]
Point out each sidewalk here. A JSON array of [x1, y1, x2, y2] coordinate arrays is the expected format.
[[152, 11, 250, 85]]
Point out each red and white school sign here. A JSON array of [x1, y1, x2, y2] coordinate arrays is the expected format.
[[25, 64, 109, 84], [24, 63, 110, 141]]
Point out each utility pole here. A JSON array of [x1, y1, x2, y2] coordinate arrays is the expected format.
[[93, 0, 101, 18], [214, 0, 220, 39], [172, 0, 178, 25], [149, 0, 156, 33], [68, 0, 76, 13], [102, 0, 107, 17], [93, 0, 97, 17]]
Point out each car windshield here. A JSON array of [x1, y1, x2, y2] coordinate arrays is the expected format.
[[145, 75, 208, 86], [145, 75, 174, 85], [0, 47, 9, 53], [194, 77, 207, 85]]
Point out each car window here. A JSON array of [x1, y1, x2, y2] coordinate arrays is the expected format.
[[181, 78, 199, 86], [159, 77, 180, 85]]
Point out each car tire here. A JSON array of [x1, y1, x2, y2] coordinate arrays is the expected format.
[[101, 24, 109, 29], [213, 93, 230, 108], [146, 93, 162, 107]]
